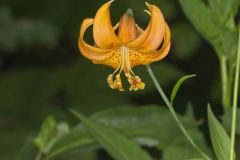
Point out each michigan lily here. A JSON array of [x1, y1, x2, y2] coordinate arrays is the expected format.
[[78, 0, 171, 91]]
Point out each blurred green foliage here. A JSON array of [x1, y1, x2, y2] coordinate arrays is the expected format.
[[0, 0, 238, 159], [38, 105, 211, 160], [0, 6, 60, 52]]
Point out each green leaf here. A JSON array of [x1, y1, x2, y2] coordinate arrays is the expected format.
[[178, 0, 239, 62], [70, 109, 152, 160], [162, 105, 211, 160], [46, 105, 208, 159], [222, 108, 240, 135], [208, 0, 239, 28], [162, 129, 210, 160], [221, 29, 239, 67], [33, 116, 57, 153], [178, 0, 221, 52], [207, 105, 234, 160], [170, 74, 196, 104], [33, 116, 70, 154]]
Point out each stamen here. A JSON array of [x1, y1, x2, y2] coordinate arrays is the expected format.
[[107, 74, 114, 89], [115, 74, 124, 91], [107, 74, 124, 91], [126, 73, 145, 91], [107, 46, 145, 91]]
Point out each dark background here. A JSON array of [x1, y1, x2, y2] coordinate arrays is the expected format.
[[0, 0, 221, 159]]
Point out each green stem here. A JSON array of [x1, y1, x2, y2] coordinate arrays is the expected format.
[[229, 27, 240, 160], [227, 66, 234, 107], [146, 65, 211, 160], [220, 56, 229, 111]]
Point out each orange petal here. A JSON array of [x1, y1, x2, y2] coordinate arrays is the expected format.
[[141, 23, 171, 63], [118, 9, 137, 44], [127, 2, 166, 53], [78, 18, 113, 61], [93, 0, 120, 49]]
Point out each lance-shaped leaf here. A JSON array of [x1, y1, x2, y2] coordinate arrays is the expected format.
[[208, 105, 234, 160], [70, 109, 152, 160], [178, 0, 221, 55], [170, 74, 196, 104]]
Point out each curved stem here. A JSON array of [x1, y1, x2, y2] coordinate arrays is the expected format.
[[229, 27, 240, 160], [146, 65, 211, 160]]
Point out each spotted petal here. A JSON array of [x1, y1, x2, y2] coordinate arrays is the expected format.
[[93, 0, 120, 49], [127, 2, 166, 53], [78, 18, 113, 61]]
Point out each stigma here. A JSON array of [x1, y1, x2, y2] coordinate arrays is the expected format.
[[107, 46, 145, 91]]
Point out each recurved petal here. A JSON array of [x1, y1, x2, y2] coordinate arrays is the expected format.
[[93, 0, 120, 49], [78, 18, 113, 61], [141, 23, 171, 63], [127, 2, 166, 53]]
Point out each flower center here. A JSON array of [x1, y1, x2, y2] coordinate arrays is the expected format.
[[107, 46, 145, 91]]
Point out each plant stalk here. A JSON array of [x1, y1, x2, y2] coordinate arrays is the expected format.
[[146, 65, 211, 160], [220, 56, 230, 111], [229, 27, 240, 160]]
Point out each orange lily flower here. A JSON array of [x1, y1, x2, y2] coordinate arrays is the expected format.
[[78, 0, 171, 91]]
